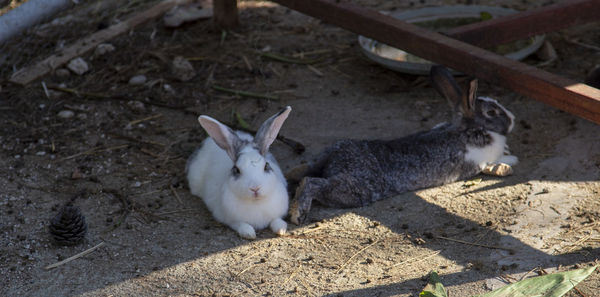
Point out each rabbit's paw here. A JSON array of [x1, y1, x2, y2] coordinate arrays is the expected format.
[[232, 222, 256, 239], [270, 218, 287, 236]]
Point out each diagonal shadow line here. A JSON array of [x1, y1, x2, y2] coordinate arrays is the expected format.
[[303, 190, 599, 296]]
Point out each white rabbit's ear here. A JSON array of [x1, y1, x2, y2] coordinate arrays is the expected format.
[[254, 106, 292, 155], [198, 115, 241, 161]]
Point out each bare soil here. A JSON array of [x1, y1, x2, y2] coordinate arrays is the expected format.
[[1, 0, 600, 296]]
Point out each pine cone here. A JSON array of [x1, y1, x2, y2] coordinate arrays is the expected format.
[[49, 205, 87, 246]]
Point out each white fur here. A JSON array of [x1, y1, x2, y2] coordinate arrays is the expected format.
[[465, 131, 518, 170], [187, 132, 288, 239]]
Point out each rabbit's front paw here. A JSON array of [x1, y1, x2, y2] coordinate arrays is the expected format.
[[232, 222, 256, 239], [270, 218, 287, 236]]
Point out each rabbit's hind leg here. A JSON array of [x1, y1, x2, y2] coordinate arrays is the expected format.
[[289, 174, 375, 225]]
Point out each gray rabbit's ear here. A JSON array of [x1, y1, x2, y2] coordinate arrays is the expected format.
[[463, 78, 478, 117], [430, 65, 466, 116], [198, 115, 242, 161], [254, 106, 292, 156]]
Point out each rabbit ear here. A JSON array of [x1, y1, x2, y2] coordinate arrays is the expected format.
[[198, 115, 242, 161], [254, 106, 292, 155], [430, 65, 464, 113], [462, 78, 478, 118]]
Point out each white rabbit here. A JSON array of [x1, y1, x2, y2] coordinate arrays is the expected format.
[[187, 107, 292, 239]]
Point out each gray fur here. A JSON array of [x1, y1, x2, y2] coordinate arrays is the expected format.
[[290, 66, 515, 224]]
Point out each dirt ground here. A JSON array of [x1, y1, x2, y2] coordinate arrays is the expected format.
[[1, 0, 600, 296]]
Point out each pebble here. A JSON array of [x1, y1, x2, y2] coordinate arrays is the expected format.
[[171, 56, 196, 82], [95, 43, 116, 56], [127, 100, 145, 111], [57, 110, 75, 119], [129, 74, 147, 85], [55, 68, 70, 77], [67, 58, 89, 75]]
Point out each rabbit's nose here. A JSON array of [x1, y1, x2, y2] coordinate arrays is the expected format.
[[250, 186, 261, 193]]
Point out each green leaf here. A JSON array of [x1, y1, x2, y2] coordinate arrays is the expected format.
[[464, 177, 482, 187], [234, 111, 251, 130], [480, 11, 493, 21], [419, 271, 448, 297], [475, 265, 597, 297]]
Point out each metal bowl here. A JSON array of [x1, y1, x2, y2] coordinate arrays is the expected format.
[[358, 5, 545, 75]]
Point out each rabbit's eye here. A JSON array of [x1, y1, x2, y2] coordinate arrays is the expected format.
[[486, 109, 498, 118], [231, 166, 241, 176], [264, 162, 272, 172]]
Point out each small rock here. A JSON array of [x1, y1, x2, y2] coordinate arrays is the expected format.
[[55, 68, 70, 77], [67, 58, 89, 75], [76, 113, 88, 120], [95, 43, 116, 56], [57, 110, 75, 119], [129, 75, 147, 85], [171, 56, 196, 82], [127, 100, 145, 111]]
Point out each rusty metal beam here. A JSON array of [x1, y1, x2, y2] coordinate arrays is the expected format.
[[272, 0, 600, 124], [447, 0, 600, 48], [214, 0, 239, 29]]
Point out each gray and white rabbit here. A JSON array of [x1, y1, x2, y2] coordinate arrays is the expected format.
[[187, 107, 292, 239], [290, 66, 518, 224]]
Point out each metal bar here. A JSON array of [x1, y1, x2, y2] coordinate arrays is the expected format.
[[447, 0, 600, 48], [213, 0, 239, 29], [272, 0, 600, 124]]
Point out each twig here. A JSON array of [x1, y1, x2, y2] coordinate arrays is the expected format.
[[283, 264, 302, 286], [59, 144, 129, 162], [128, 114, 163, 126], [519, 266, 540, 281], [241, 55, 253, 71], [336, 239, 379, 274], [306, 65, 324, 77], [292, 48, 334, 57], [108, 133, 165, 147], [563, 235, 592, 253], [46, 85, 189, 111], [574, 286, 589, 297], [41, 81, 50, 99], [259, 52, 320, 65], [154, 208, 204, 216], [211, 85, 279, 100], [139, 148, 162, 158], [435, 235, 514, 252], [170, 185, 183, 205], [236, 264, 258, 277], [296, 224, 326, 235], [44, 242, 106, 270], [387, 250, 442, 269], [566, 38, 600, 52]]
